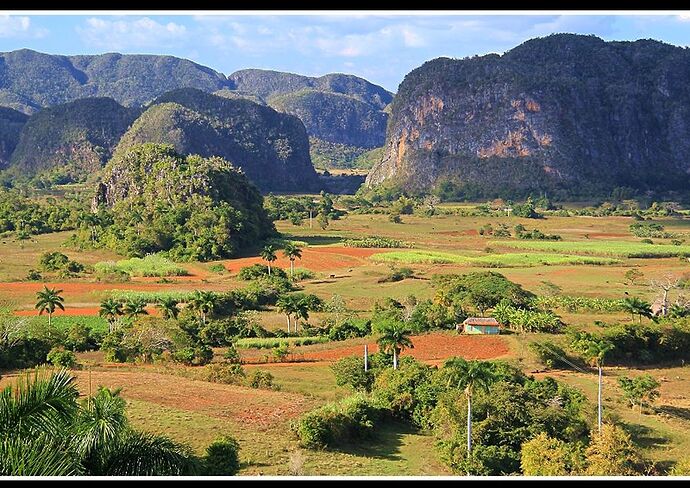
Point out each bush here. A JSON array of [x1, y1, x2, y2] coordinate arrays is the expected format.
[[377, 267, 415, 283], [171, 346, 214, 366], [203, 437, 240, 476], [39, 251, 70, 271], [204, 363, 246, 385], [291, 268, 315, 281], [65, 322, 100, 352], [238, 264, 288, 281], [249, 370, 278, 390], [331, 355, 374, 392], [25, 269, 42, 281], [223, 346, 241, 364], [208, 263, 227, 274], [328, 318, 371, 341], [294, 394, 385, 449], [528, 341, 572, 369], [46, 347, 77, 368]]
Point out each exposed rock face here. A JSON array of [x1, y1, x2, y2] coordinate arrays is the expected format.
[[0, 49, 230, 114], [9, 98, 139, 177], [114, 88, 321, 192], [0, 107, 28, 169], [367, 34, 690, 198]]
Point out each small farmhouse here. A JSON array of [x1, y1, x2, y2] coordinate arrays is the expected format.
[[459, 317, 501, 335]]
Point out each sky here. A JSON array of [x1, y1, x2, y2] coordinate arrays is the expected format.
[[1, 11, 690, 92]]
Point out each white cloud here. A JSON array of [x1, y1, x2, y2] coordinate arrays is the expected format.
[[0, 15, 48, 39], [677, 13, 690, 22], [76, 17, 187, 50], [402, 27, 425, 47]]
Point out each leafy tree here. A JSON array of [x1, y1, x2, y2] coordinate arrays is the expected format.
[[584, 424, 641, 475], [156, 297, 180, 320], [617, 374, 660, 414], [317, 211, 329, 230], [35, 286, 65, 327], [520, 433, 575, 475], [261, 245, 277, 276], [282, 243, 303, 278], [376, 320, 414, 370], [331, 355, 373, 392], [624, 268, 644, 286], [99, 299, 124, 333]]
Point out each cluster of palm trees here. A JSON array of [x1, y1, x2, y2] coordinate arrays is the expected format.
[[260, 243, 302, 278], [275, 294, 318, 333], [97, 290, 220, 332], [0, 368, 195, 475]]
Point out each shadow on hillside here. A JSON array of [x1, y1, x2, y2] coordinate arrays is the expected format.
[[331, 421, 417, 461], [656, 405, 690, 421], [622, 422, 669, 450]]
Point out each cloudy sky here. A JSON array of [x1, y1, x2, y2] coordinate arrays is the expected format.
[[1, 11, 690, 92]]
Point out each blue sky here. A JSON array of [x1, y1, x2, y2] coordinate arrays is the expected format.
[[1, 12, 690, 92]]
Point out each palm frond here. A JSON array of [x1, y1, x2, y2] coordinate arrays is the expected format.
[[0, 434, 83, 476]]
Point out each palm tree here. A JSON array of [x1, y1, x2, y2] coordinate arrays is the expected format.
[[0, 367, 195, 475], [571, 334, 614, 434], [261, 245, 277, 276], [123, 299, 149, 319], [156, 297, 180, 320], [276, 295, 298, 333], [35, 286, 65, 327], [621, 297, 653, 323], [282, 243, 302, 278], [99, 299, 124, 333], [293, 298, 310, 333], [376, 320, 414, 370], [442, 358, 497, 470], [188, 290, 216, 325]]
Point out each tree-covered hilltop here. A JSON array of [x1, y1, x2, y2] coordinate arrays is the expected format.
[[90, 143, 276, 261], [367, 34, 690, 200], [114, 88, 320, 193], [0, 49, 231, 114], [7, 98, 139, 182], [0, 107, 28, 169]]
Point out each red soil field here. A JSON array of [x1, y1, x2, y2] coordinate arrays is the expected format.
[[242, 333, 510, 366], [223, 246, 383, 273]]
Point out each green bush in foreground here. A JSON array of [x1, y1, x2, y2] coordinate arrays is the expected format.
[[46, 348, 77, 368], [293, 394, 385, 449], [203, 437, 240, 476]]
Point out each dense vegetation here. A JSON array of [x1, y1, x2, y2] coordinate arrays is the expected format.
[[85, 143, 276, 261]]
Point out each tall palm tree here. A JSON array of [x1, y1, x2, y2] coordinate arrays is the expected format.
[[276, 295, 298, 333], [0, 367, 195, 476], [571, 334, 614, 434], [293, 297, 311, 333], [621, 297, 653, 323], [99, 298, 123, 333], [188, 290, 216, 325], [261, 245, 277, 276], [282, 243, 302, 278], [156, 297, 180, 320], [442, 358, 497, 470], [376, 320, 414, 370], [35, 286, 65, 327], [123, 299, 149, 319]]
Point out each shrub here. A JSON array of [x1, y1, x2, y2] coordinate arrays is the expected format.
[[171, 345, 214, 366], [377, 267, 415, 283], [204, 363, 246, 385], [208, 263, 227, 274], [46, 347, 77, 368], [238, 263, 287, 280], [331, 355, 374, 392], [223, 346, 241, 364], [291, 268, 315, 281], [39, 251, 70, 271], [25, 269, 42, 281], [203, 437, 241, 475], [294, 394, 385, 449], [65, 322, 99, 352], [249, 369, 278, 390], [328, 318, 371, 341]]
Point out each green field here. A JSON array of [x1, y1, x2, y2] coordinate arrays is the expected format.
[[493, 239, 690, 258], [234, 336, 330, 349], [371, 250, 620, 267], [95, 254, 190, 277]]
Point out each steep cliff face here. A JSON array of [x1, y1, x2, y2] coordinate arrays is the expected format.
[[9, 98, 139, 178], [114, 88, 320, 192], [0, 107, 28, 169], [367, 34, 690, 198], [0, 49, 230, 114]]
